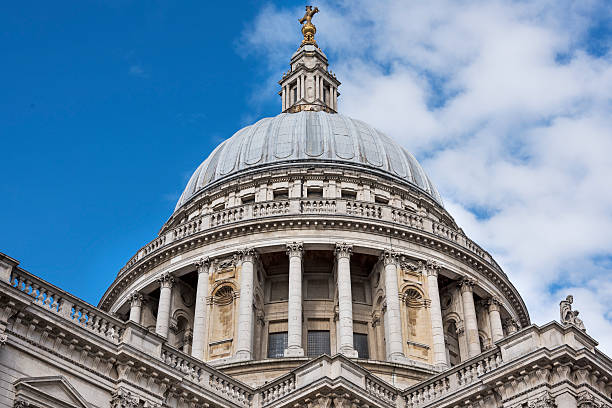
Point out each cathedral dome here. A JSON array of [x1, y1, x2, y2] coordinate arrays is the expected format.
[[175, 111, 443, 211]]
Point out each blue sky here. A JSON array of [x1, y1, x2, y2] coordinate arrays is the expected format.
[[1, 1, 611, 352], [0, 1, 307, 302]]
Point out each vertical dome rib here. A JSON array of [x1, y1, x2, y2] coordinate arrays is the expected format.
[[175, 111, 443, 211]]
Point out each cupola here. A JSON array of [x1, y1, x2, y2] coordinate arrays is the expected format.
[[279, 6, 340, 113]]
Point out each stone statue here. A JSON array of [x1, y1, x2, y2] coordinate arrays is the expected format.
[[559, 295, 586, 331], [560, 295, 573, 323], [299, 6, 319, 47]]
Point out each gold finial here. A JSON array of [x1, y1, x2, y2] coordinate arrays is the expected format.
[[299, 6, 319, 47]]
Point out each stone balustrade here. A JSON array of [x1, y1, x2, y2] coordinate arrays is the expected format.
[[161, 344, 253, 406], [260, 374, 296, 406], [118, 198, 494, 278], [365, 375, 398, 406], [8, 268, 124, 342], [403, 348, 502, 408], [301, 199, 336, 214], [209, 373, 253, 407]]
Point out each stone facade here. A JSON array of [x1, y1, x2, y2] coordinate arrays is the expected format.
[[1, 12, 611, 408]]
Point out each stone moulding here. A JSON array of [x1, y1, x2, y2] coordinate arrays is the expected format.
[[98, 206, 529, 328]]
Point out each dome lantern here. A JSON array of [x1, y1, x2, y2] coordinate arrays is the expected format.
[[279, 6, 340, 113]]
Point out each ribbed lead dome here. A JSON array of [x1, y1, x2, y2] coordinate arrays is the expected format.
[[176, 111, 443, 211]]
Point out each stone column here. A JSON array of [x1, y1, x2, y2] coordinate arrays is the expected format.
[[372, 312, 384, 360], [380, 250, 405, 362], [281, 86, 286, 111], [191, 258, 210, 360], [487, 297, 504, 342], [285, 242, 304, 357], [335, 243, 358, 357], [128, 292, 143, 324], [236, 248, 257, 361], [155, 272, 175, 339], [425, 260, 448, 369], [460, 278, 481, 357]]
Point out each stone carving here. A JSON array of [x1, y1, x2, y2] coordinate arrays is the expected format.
[[334, 242, 353, 259], [503, 317, 519, 334], [459, 277, 476, 293], [527, 391, 557, 408], [158, 272, 175, 289], [128, 292, 143, 308], [577, 391, 604, 408], [380, 250, 400, 266], [560, 295, 586, 331], [111, 388, 140, 408], [195, 257, 210, 273], [286, 242, 304, 258], [238, 248, 257, 263]]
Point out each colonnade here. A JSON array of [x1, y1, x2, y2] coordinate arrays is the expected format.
[[127, 244, 508, 367]]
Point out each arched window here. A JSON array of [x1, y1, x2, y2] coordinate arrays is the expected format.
[[444, 320, 461, 366]]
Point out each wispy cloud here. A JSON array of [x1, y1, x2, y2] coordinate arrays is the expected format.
[[242, 0, 612, 353], [129, 64, 147, 77]]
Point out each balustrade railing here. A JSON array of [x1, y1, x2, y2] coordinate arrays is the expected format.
[[432, 222, 459, 242], [260, 374, 296, 406], [346, 201, 382, 219], [301, 199, 336, 214], [8, 268, 124, 342], [119, 198, 494, 277], [366, 375, 398, 406], [391, 209, 424, 229], [403, 348, 502, 408], [253, 201, 290, 217], [161, 345, 253, 406]]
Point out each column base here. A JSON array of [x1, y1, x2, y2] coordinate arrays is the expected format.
[[434, 362, 449, 372], [235, 350, 252, 361], [387, 353, 410, 364], [339, 347, 359, 358], [284, 347, 305, 357]]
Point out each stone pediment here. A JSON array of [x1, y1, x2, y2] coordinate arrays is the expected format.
[[13, 376, 90, 408], [260, 354, 397, 408]]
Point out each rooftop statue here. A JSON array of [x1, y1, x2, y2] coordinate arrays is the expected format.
[[560, 295, 586, 331], [299, 6, 319, 47]]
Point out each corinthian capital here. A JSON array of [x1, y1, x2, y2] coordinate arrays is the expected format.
[[424, 259, 441, 276], [459, 277, 476, 293], [195, 257, 211, 274], [380, 249, 399, 266], [334, 242, 353, 259], [286, 242, 304, 258], [238, 248, 258, 263], [486, 297, 502, 312], [129, 292, 143, 307], [158, 272, 175, 289]]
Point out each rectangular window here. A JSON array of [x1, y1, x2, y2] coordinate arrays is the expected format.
[[307, 330, 330, 357], [273, 189, 288, 200], [374, 195, 389, 205], [341, 190, 357, 200], [353, 333, 369, 359], [267, 332, 288, 358], [270, 280, 289, 301], [307, 187, 323, 198], [306, 279, 329, 299], [351, 281, 366, 303], [292, 87, 297, 104], [212, 203, 225, 211], [241, 194, 255, 205]]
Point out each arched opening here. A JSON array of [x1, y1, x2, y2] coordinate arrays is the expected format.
[[444, 320, 461, 367]]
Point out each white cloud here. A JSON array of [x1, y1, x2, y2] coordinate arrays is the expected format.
[[243, 0, 612, 353]]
